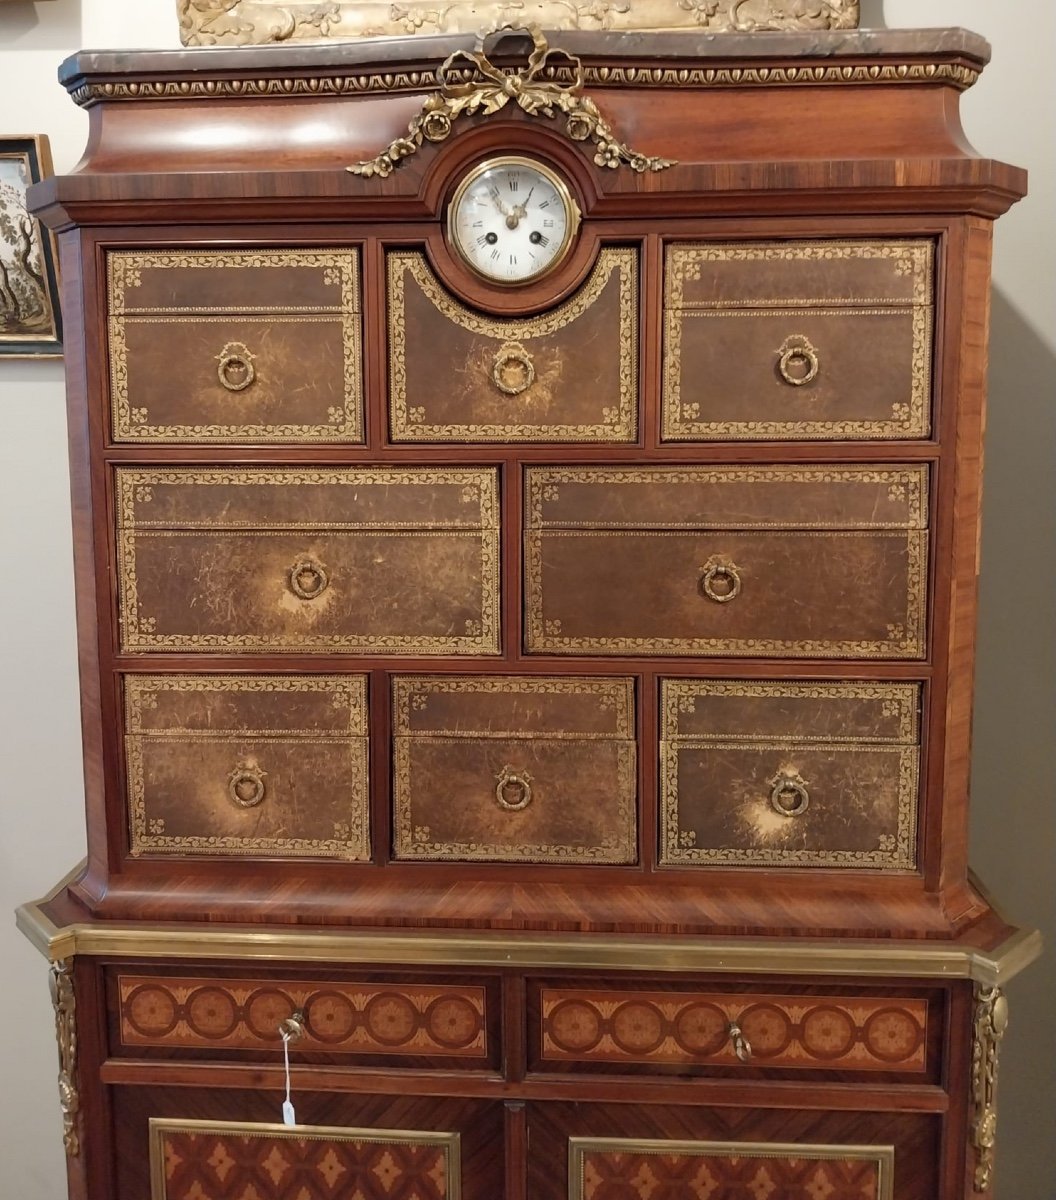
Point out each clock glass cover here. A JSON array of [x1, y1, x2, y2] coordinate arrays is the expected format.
[[449, 157, 580, 285]]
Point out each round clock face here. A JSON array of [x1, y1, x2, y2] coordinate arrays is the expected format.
[[448, 157, 580, 285]]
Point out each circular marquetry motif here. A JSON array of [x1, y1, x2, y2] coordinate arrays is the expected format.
[[424, 995, 482, 1050], [244, 989, 296, 1041], [801, 1006, 857, 1060], [611, 1001, 665, 1055], [737, 1004, 793, 1058], [546, 1000, 604, 1054], [125, 985, 179, 1038], [862, 1007, 924, 1063], [364, 992, 420, 1047], [673, 1002, 729, 1057], [304, 991, 358, 1044], [186, 987, 240, 1040]]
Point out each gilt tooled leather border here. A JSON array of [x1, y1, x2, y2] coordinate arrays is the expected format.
[[108, 248, 363, 443], [387, 247, 638, 443]]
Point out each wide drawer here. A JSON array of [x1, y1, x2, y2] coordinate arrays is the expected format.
[[111, 969, 496, 1068], [150, 1120, 461, 1200], [524, 466, 928, 658], [115, 467, 499, 654], [534, 982, 933, 1077], [660, 680, 920, 869], [663, 240, 933, 441], [124, 675, 369, 859], [388, 248, 637, 442], [392, 676, 637, 863], [108, 249, 363, 443]]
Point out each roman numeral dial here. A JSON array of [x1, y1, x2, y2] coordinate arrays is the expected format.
[[448, 156, 580, 285]]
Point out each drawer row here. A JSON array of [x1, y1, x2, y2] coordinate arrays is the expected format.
[[125, 674, 920, 871], [109, 967, 940, 1081], [106, 238, 934, 445], [116, 463, 929, 659]]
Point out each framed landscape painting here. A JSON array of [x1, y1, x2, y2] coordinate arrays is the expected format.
[[0, 135, 62, 358]]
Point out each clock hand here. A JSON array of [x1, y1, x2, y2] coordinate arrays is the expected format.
[[506, 187, 536, 230]]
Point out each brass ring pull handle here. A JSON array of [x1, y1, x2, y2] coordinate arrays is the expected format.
[[280, 1010, 306, 1043], [288, 559, 329, 600], [770, 770, 811, 817], [777, 335, 820, 387], [495, 766, 533, 812], [216, 341, 257, 392], [700, 556, 741, 604], [728, 1020, 752, 1063], [491, 342, 535, 396], [228, 763, 266, 809]]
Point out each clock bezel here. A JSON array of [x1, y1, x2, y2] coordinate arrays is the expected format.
[[447, 155, 581, 287]]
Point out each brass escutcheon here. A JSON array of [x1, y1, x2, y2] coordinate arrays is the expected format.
[[728, 1020, 753, 1063], [769, 770, 810, 817], [495, 766, 533, 812], [777, 335, 820, 387], [700, 555, 741, 603], [228, 763, 266, 809], [216, 341, 257, 392], [491, 342, 536, 396], [280, 1010, 306, 1043], [288, 558, 329, 600]]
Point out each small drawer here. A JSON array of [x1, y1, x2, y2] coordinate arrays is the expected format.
[[124, 675, 369, 859], [388, 248, 637, 443], [108, 249, 363, 443], [534, 982, 934, 1077], [524, 466, 928, 659], [392, 676, 637, 863], [663, 240, 933, 441], [112, 969, 497, 1069], [115, 466, 500, 655], [149, 1120, 462, 1199], [660, 679, 921, 869]]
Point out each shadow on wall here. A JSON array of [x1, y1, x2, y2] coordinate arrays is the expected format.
[[857, 0, 887, 28], [0, 0, 83, 49], [971, 286, 1056, 1199]]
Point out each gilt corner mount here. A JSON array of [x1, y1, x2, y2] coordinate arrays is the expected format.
[[178, 0, 859, 45]]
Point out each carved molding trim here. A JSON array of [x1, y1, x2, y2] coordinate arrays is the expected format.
[[971, 985, 1009, 1193], [348, 26, 674, 178], [49, 960, 80, 1157], [176, 0, 859, 47]]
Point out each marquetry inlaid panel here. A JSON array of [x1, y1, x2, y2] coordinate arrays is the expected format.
[[124, 675, 369, 859], [149, 1120, 459, 1200], [392, 677, 637, 863], [115, 467, 500, 654], [108, 249, 363, 443], [539, 987, 929, 1072], [118, 975, 488, 1058], [660, 680, 921, 869], [569, 1137, 892, 1200], [388, 248, 637, 442], [663, 240, 933, 441], [525, 466, 928, 658]]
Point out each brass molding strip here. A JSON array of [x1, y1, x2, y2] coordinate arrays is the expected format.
[[17, 872, 1041, 987]]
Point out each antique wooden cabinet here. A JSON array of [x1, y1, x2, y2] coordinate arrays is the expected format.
[[18, 26, 1041, 1200]]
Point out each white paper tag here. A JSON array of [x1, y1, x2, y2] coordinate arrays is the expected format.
[[282, 1098, 296, 1127], [281, 1030, 296, 1126]]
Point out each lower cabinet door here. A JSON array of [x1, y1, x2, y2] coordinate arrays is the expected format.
[[528, 1102, 938, 1200], [112, 1088, 502, 1199]]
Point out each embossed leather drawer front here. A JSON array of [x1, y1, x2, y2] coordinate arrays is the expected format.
[[660, 680, 921, 870], [525, 466, 928, 658], [392, 676, 637, 863], [115, 467, 499, 654], [536, 984, 933, 1079], [388, 248, 637, 442], [113, 971, 496, 1069], [108, 249, 363, 443], [663, 240, 933, 441], [124, 675, 369, 859]]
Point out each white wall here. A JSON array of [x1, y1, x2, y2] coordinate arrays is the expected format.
[[1, 2, 1052, 1195]]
